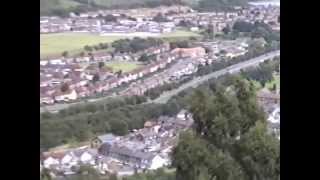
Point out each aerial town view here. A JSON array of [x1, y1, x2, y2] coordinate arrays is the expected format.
[[40, 0, 280, 179]]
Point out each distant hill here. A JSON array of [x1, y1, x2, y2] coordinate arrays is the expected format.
[[40, 0, 248, 16], [40, 0, 199, 16], [40, 0, 82, 16]]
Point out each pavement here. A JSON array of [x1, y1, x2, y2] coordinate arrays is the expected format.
[[151, 50, 280, 104], [40, 50, 280, 113]]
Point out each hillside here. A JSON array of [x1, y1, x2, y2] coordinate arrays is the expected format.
[[40, 0, 249, 16], [40, 0, 199, 16], [40, 0, 81, 15]]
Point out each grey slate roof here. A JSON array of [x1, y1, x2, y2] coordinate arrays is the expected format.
[[98, 133, 116, 143]]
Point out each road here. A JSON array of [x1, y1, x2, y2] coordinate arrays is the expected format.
[[151, 50, 280, 104], [40, 50, 280, 113], [40, 95, 115, 113]]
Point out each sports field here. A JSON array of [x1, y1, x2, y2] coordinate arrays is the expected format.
[[40, 33, 123, 59], [105, 62, 142, 73], [40, 30, 201, 59]]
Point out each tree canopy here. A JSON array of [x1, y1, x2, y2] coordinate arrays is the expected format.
[[172, 78, 279, 180]]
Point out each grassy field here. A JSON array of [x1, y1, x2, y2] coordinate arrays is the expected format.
[[105, 62, 142, 73], [40, 30, 201, 59], [40, 33, 123, 59]]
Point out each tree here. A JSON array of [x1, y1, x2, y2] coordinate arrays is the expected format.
[[234, 121, 280, 180], [170, 40, 190, 49], [99, 43, 109, 49], [110, 118, 128, 135], [172, 77, 278, 180], [98, 62, 105, 69], [62, 51, 69, 58], [84, 45, 93, 52], [198, 0, 248, 11], [138, 53, 149, 62], [93, 45, 100, 51], [40, 168, 52, 180], [79, 51, 85, 57], [272, 83, 277, 92], [152, 13, 169, 22], [222, 24, 231, 34], [92, 74, 100, 83], [104, 14, 117, 22], [61, 83, 70, 92], [233, 21, 254, 32]]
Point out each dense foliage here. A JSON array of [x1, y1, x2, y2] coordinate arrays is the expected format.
[[40, 95, 180, 150], [41, 0, 190, 16], [111, 37, 164, 53], [232, 21, 280, 43], [153, 13, 170, 22], [172, 78, 280, 180], [197, 0, 248, 11], [241, 57, 280, 87], [123, 168, 176, 180]]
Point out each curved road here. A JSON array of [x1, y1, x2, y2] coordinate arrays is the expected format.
[[40, 50, 280, 113], [151, 50, 280, 104]]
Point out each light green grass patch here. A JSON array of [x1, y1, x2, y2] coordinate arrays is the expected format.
[[41, 30, 201, 59], [105, 62, 142, 73], [40, 33, 124, 59]]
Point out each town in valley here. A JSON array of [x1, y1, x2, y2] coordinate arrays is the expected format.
[[40, 1, 280, 179]]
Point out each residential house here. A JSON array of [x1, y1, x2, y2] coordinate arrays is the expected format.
[[54, 89, 78, 102], [40, 94, 54, 105], [99, 144, 166, 169], [91, 133, 117, 148], [171, 47, 206, 58]]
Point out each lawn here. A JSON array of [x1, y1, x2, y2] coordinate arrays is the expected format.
[[105, 62, 142, 73], [40, 30, 202, 59], [40, 33, 123, 59]]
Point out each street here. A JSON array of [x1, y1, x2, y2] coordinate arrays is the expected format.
[[40, 50, 280, 113], [151, 50, 280, 104]]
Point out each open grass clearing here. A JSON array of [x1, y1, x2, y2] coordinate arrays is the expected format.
[[40, 32, 123, 59], [41, 30, 202, 59], [105, 61, 142, 73]]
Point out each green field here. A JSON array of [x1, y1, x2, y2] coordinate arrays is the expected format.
[[40, 33, 123, 59], [40, 31, 201, 59], [105, 62, 142, 73]]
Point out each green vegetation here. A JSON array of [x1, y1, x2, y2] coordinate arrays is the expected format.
[[232, 21, 280, 43], [40, 95, 181, 150], [172, 78, 279, 180], [41, 0, 194, 16], [240, 57, 280, 87], [123, 168, 176, 180], [197, 0, 248, 11], [40, 31, 200, 59], [41, 0, 249, 16], [111, 37, 164, 53], [105, 62, 142, 73], [40, 33, 122, 59], [265, 73, 280, 90]]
